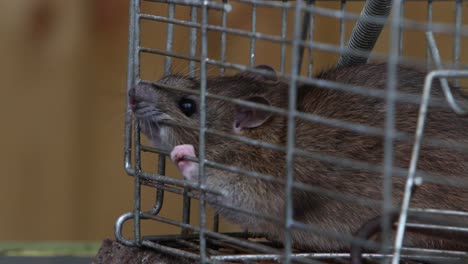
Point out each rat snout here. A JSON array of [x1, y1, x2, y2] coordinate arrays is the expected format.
[[129, 82, 161, 114], [128, 87, 136, 108], [128, 83, 152, 109]]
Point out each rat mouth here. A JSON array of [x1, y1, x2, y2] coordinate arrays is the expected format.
[[133, 107, 163, 133], [133, 102, 165, 123], [132, 103, 173, 151]]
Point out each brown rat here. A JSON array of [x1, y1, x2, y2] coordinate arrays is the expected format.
[[129, 63, 468, 252]]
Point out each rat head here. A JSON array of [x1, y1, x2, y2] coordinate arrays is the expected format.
[[129, 65, 287, 152]]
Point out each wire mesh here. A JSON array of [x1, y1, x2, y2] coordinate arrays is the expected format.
[[117, 0, 468, 263]]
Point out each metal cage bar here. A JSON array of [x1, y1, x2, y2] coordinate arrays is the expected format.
[[381, 0, 401, 257], [339, 0, 346, 49], [398, 0, 405, 56], [280, 0, 288, 74], [306, 0, 315, 76], [249, 1, 257, 67], [283, 2, 303, 263], [116, 0, 468, 263], [453, 0, 462, 87], [197, 2, 210, 261], [426, 0, 433, 71], [392, 68, 468, 264], [138, 11, 468, 68], [180, 2, 198, 235], [220, 0, 228, 76]]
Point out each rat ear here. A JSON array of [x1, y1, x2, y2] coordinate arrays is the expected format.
[[233, 96, 272, 133], [238, 65, 278, 83]]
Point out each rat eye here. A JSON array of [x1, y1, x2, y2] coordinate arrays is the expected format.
[[178, 98, 197, 117]]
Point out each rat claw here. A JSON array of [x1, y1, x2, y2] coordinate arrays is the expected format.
[[170, 144, 199, 181]]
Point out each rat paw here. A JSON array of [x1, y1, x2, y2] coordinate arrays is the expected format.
[[170, 144, 199, 181]]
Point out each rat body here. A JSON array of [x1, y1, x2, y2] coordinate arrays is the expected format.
[[130, 63, 468, 252]]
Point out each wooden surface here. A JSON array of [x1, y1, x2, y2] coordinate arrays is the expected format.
[[93, 239, 194, 264]]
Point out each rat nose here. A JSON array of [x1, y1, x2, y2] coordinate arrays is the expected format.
[[128, 87, 136, 107]]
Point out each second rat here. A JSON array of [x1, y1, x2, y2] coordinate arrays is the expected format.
[[130, 63, 468, 251]]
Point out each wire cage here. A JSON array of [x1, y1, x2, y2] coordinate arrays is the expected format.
[[116, 0, 468, 263]]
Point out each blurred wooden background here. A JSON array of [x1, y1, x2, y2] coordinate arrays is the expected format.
[[0, 0, 466, 242]]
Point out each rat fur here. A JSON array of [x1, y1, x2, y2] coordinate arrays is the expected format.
[[130, 63, 468, 252]]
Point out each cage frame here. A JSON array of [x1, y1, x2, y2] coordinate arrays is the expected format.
[[115, 0, 468, 263]]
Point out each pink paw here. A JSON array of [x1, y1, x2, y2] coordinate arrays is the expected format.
[[170, 144, 199, 181]]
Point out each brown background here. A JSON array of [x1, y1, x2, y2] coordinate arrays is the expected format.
[[0, 0, 466, 242]]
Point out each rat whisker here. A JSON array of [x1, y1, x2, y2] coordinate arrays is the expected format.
[[172, 59, 188, 77], [143, 110, 163, 119], [146, 119, 154, 142], [165, 127, 173, 147], [135, 106, 159, 117], [184, 65, 200, 78], [135, 108, 152, 116], [150, 113, 172, 124]]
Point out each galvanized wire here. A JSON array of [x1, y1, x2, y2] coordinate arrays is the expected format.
[[198, 2, 209, 261], [249, 2, 257, 67], [117, 0, 468, 263], [380, 0, 402, 259], [283, 1, 303, 262], [453, 0, 462, 87], [426, 0, 433, 71], [139, 13, 468, 73], [280, 0, 288, 74], [339, 0, 346, 49]]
